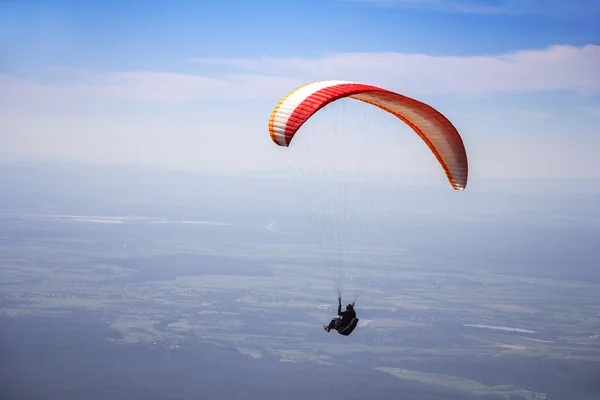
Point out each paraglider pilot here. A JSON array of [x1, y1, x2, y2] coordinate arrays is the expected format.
[[324, 297, 356, 333]]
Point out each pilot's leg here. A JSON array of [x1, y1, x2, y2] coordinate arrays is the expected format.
[[324, 318, 338, 332]]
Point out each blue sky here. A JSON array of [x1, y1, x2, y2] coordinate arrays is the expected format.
[[2, 0, 599, 70], [1, 0, 599, 189]]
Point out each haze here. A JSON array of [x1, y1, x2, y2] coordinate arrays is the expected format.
[[1, 1, 599, 399]]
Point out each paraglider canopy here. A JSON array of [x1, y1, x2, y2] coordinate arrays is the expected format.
[[268, 80, 468, 190]]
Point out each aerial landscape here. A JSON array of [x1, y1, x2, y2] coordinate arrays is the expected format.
[[1, 1, 600, 400], [1, 162, 599, 400]]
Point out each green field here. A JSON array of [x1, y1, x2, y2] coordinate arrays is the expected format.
[[1, 211, 599, 399]]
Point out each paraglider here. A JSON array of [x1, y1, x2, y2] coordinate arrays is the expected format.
[[268, 80, 468, 336], [324, 297, 359, 336]]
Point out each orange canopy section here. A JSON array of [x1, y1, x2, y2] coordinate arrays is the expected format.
[[269, 80, 469, 190]]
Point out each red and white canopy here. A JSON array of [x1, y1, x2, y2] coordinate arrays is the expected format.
[[268, 80, 469, 191]]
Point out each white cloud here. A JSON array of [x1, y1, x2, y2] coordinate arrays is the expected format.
[[0, 72, 304, 104], [2, 44, 596, 108], [192, 45, 600, 97], [1, 44, 599, 181]]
